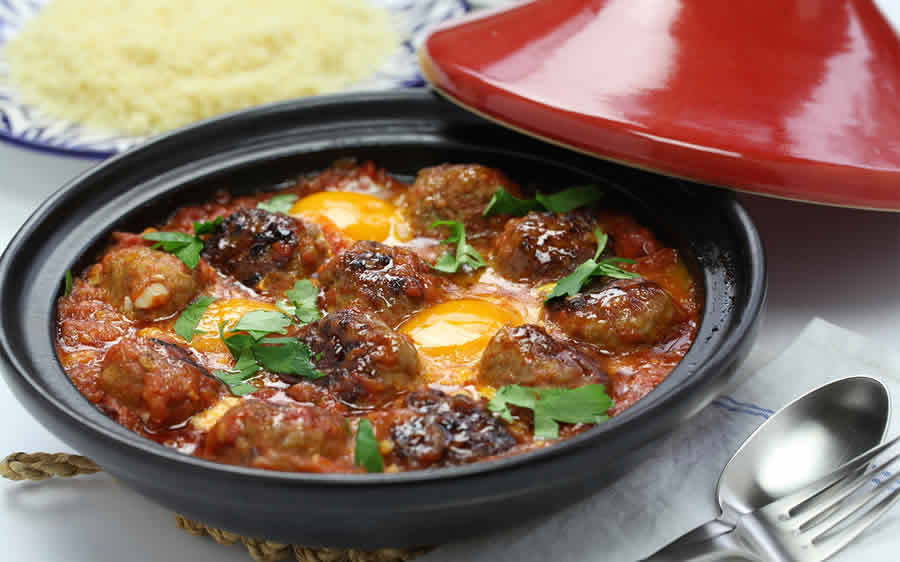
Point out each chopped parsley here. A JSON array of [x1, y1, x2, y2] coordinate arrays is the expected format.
[[192, 216, 223, 236], [430, 220, 486, 274], [483, 185, 604, 217], [276, 280, 322, 325], [212, 352, 260, 397], [488, 384, 613, 440], [63, 269, 72, 297], [231, 310, 292, 340], [251, 337, 324, 378], [173, 296, 216, 342], [545, 228, 640, 302], [354, 418, 384, 473], [257, 193, 298, 214], [141, 217, 222, 269], [213, 310, 323, 396]]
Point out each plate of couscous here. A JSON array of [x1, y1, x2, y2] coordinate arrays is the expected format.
[[0, 0, 469, 158]]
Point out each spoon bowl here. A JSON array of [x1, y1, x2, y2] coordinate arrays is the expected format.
[[717, 376, 890, 522]]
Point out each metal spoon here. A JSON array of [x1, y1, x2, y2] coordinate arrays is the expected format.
[[645, 375, 890, 560]]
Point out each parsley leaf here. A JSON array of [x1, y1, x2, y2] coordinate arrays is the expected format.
[[252, 337, 324, 379], [193, 216, 223, 236], [430, 220, 486, 274], [257, 194, 298, 214], [354, 418, 384, 473], [142, 219, 220, 269], [483, 188, 543, 216], [545, 228, 640, 302], [535, 185, 605, 213], [231, 310, 292, 340], [218, 321, 256, 359], [213, 351, 261, 396], [212, 371, 258, 396], [63, 270, 72, 297], [483, 185, 604, 217], [277, 280, 321, 325], [215, 310, 324, 395], [173, 296, 216, 342], [487, 384, 538, 422], [488, 384, 613, 440]]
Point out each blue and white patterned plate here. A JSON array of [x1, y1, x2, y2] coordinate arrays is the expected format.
[[0, 0, 469, 159]]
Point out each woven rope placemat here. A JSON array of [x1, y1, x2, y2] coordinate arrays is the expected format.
[[0, 452, 429, 562]]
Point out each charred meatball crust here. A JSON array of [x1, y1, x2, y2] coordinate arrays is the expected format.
[[297, 309, 421, 408], [407, 164, 525, 239], [478, 323, 605, 388], [388, 389, 516, 469], [494, 211, 609, 283], [202, 208, 329, 292], [546, 279, 679, 351], [99, 336, 221, 431], [99, 245, 207, 321], [318, 240, 444, 327], [202, 399, 352, 471]]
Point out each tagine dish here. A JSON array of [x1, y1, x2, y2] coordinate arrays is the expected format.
[[55, 160, 701, 474]]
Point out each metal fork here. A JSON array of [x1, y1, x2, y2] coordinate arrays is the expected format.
[[735, 432, 900, 561]]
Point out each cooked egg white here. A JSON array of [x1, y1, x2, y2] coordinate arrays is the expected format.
[[289, 191, 410, 243], [190, 397, 241, 431]]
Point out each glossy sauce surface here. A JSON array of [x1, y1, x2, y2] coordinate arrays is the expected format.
[[55, 161, 701, 472]]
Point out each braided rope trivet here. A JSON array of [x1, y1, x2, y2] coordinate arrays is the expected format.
[[1, 452, 429, 562]]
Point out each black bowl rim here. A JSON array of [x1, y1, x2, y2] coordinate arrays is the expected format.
[[0, 90, 766, 487]]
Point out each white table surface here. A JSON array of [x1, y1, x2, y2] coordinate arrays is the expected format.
[[1, 3, 898, 561]]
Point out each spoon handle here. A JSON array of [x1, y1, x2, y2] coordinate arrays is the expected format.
[[642, 521, 758, 561], [664, 519, 734, 547]]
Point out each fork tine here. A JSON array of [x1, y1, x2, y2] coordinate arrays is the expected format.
[[794, 451, 900, 531], [810, 483, 900, 560], [804, 464, 900, 538], [774, 434, 900, 516]]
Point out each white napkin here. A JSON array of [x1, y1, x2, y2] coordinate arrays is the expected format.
[[421, 318, 900, 562]]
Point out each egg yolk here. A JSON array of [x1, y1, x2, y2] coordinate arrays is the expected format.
[[399, 299, 522, 364], [290, 191, 406, 242], [186, 298, 281, 353]]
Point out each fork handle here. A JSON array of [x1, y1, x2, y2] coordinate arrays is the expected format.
[[642, 521, 758, 561]]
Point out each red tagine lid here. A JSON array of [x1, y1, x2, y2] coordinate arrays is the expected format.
[[420, 0, 900, 211]]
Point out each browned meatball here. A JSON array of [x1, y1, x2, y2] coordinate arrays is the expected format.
[[546, 279, 679, 351], [202, 399, 352, 472], [318, 240, 444, 326], [388, 389, 516, 469], [99, 337, 221, 431], [202, 208, 329, 292], [298, 309, 421, 408], [407, 164, 525, 239], [494, 211, 608, 283], [99, 245, 207, 321], [478, 324, 605, 388]]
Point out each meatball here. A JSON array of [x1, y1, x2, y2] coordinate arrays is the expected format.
[[318, 240, 444, 326], [202, 208, 329, 292], [389, 389, 516, 469], [202, 399, 352, 472], [546, 279, 679, 351], [99, 337, 221, 431], [299, 309, 421, 408], [407, 164, 525, 239], [99, 245, 206, 321], [494, 211, 607, 283], [478, 324, 605, 388]]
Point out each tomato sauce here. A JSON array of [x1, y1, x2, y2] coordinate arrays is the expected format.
[[55, 161, 701, 473]]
